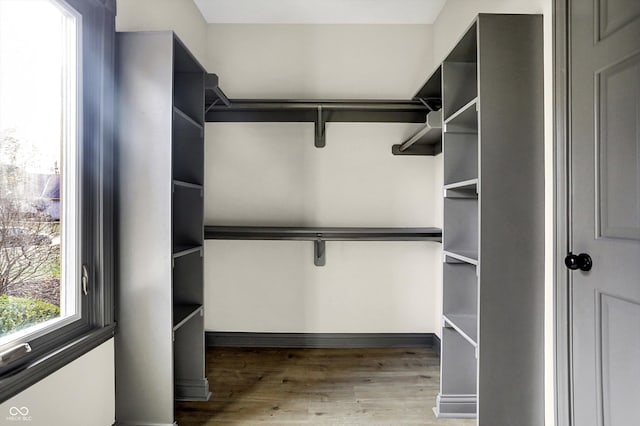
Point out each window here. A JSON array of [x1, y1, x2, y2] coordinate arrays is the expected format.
[[0, 0, 78, 347], [0, 0, 115, 401]]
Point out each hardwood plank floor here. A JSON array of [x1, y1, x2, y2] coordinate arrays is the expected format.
[[176, 347, 476, 425]]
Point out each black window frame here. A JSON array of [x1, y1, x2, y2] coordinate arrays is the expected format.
[[0, 0, 116, 402]]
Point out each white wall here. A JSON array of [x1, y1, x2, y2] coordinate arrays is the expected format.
[[116, 0, 208, 65], [433, 1, 554, 424], [0, 340, 114, 426], [207, 24, 432, 99], [205, 123, 442, 332], [204, 24, 442, 333]]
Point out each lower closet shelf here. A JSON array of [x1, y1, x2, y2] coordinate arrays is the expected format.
[[443, 314, 477, 347], [173, 304, 203, 331], [204, 226, 442, 266], [204, 226, 442, 241]]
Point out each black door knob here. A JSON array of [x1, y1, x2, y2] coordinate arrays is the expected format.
[[564, 252, 593, 272]]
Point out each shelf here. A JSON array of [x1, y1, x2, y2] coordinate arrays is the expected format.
[[206, 99, 431, 150], [205, 226, 442, 242], [444, 98, 478, 133], [444, 179, 478, 199], [206, 226, 441, 266], [206, 99, 430, 124], [444, 179, 477, 191], [444, 179, 478, 191], [173, 245, 203, 259], [173, 304, 202, 331], [173, 106, 203, 132], [443, 250, 478, 266], [443, 314, 478, 347], [173, 180, 203, 191]]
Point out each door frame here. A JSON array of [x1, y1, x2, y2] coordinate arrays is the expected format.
[[554, 0, 572, 425]]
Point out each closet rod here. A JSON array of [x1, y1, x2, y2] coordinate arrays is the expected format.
[[207, 99, 427, 109], [205, 99, 429, 123], [204, 226, 442, 242]]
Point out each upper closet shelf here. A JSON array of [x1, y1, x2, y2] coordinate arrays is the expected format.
[[203, 73, 440, 153]]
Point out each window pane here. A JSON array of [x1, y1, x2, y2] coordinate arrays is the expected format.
[[0, 0, 78, 342]]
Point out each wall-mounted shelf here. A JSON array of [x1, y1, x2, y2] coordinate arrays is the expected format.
[[205, 226, 442, 266], [205, 226, 442, 241], [205, 65, 443, 155], [205, 98, 434, 151]]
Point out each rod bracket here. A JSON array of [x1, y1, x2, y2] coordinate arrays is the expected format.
[[315, 106, 326, 148], [314, 239, 326, 266]]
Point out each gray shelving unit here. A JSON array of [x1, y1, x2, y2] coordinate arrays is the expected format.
[[432, 15, 544, 424], [115, 31, 210, 425]]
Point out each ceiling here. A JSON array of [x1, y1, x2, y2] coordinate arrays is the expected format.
[[193, 0, 448, 24]]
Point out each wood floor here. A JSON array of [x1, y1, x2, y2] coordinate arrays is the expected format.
[[175, 347, 475, 425]]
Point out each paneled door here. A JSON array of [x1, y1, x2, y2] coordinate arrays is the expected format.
[[569, 0, 640, 424]]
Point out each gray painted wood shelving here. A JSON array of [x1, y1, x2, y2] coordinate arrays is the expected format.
[[204, 226, 442, 241], [115, 31, 210, 426], [205, 226, 442, 266], [432, 14, 544, 424]]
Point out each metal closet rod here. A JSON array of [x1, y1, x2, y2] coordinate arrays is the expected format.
[[204, 226, 442, 241], [208, 99, 430, 110]]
